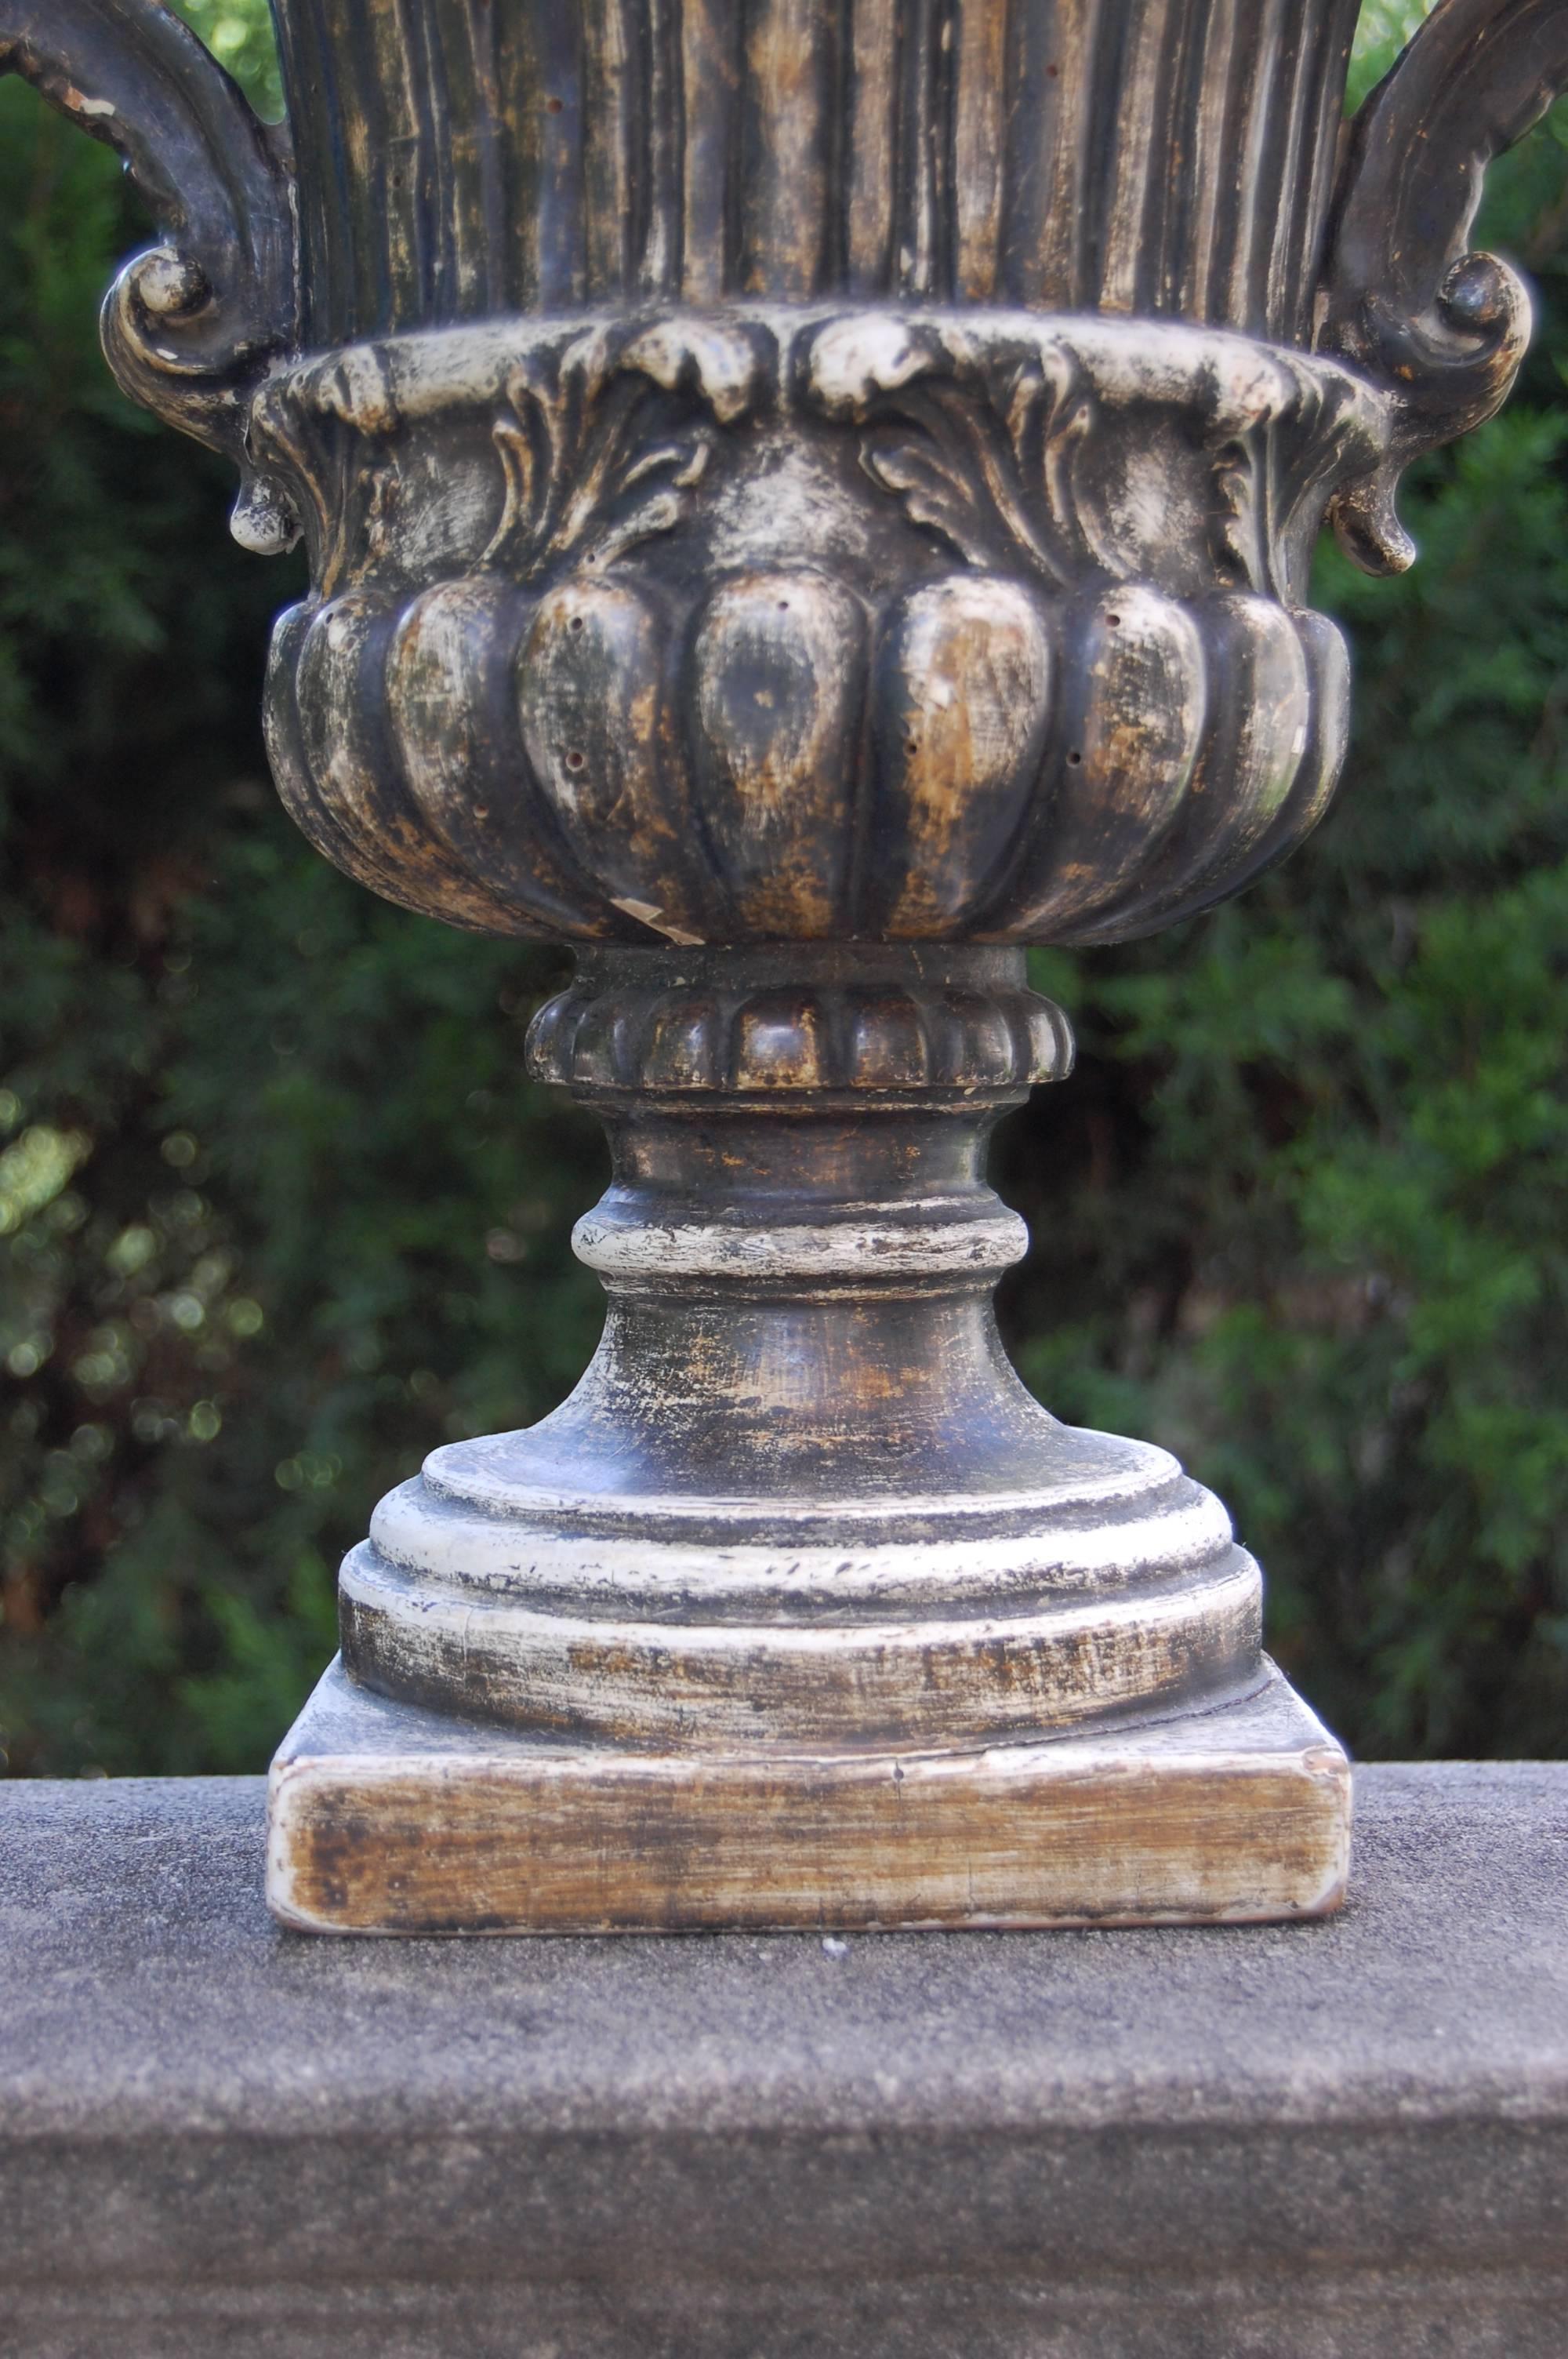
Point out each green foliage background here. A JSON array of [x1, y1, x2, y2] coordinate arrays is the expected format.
[[2, 3, 1566, 1773]]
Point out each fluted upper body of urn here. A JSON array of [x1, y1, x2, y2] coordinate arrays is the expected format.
[[275, 0, 1359, 347]]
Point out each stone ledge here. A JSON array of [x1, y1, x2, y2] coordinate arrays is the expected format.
[[1, 1762, 1565, 2357]]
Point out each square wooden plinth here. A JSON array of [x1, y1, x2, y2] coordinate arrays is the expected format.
[[266, 1659, 1350, 1935]]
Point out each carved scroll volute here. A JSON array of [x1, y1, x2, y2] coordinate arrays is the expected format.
[[0, 0, 298, 550], [1320, 0, 1568, 575]]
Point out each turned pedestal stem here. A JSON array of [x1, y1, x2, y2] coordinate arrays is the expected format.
[[337, 946, 1262, 1754]]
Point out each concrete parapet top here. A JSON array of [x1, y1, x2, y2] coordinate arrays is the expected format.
[[1, 1761, 1565, 2357]]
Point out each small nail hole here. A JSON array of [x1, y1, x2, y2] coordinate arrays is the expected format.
[[546, 96, 563, 114], [1106, 613, 1121, 628], [778, 599, 790, 610], [564, 750, 586, 772], [1067, 749, 1083, 765], [569, 615, 585, 632], [473, 805, 490, 821]]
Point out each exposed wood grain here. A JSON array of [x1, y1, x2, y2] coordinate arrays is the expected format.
[[951, 0, 1004, 300], [582, 0, 635, 297], [1002, 0, 1089, 310], [680, 0, 735, 299], [1002, 584, 1207, 940], [268, 1658, 1351, 1934], [691, 569, 865, 932], [742, 0, 834, 298], [873, 576, 1054, 934], [640, 0, 681, 291], [1098, 1, 1169, 318], [846, 0, 898, 293]]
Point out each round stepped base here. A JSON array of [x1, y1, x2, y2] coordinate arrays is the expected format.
[[341, 1427, 1264, 1750]]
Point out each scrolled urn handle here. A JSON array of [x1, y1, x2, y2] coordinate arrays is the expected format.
[[1320, 0, 1568, 574], [0, 0, 298, 549]]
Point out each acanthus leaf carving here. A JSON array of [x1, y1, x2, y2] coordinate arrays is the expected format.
[[802, 312, 1386, 608], [245, 321, 768, 609], [485, 362, 704, 577], [485, 318, 770, 580], [1208, 356, 1383, 602], [252, 318, 771, 604], [804, 314, 1099, 587]]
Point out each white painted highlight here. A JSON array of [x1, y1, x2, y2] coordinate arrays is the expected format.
[[339, 1544, 1263, 1746], [572, 1209, 1029, 1281], [367, 1481, 1240, 1605]]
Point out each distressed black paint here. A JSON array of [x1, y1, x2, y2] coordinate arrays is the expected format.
[[4, 0, 1566, 1931]]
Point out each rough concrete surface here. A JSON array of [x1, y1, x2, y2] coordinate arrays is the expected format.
[[0, 1761, 1564, 2357]]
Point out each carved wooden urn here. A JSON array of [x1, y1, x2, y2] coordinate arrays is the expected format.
[[8, 0, 1566, 1932]]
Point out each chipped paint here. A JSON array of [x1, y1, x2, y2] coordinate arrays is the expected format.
[[267, 1659, 1351, 1935], [21, 0, 1559, 1936]]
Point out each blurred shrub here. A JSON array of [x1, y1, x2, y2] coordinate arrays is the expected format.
[[1, 4, 1566, 1770], [0, 15, 603, 1772]]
